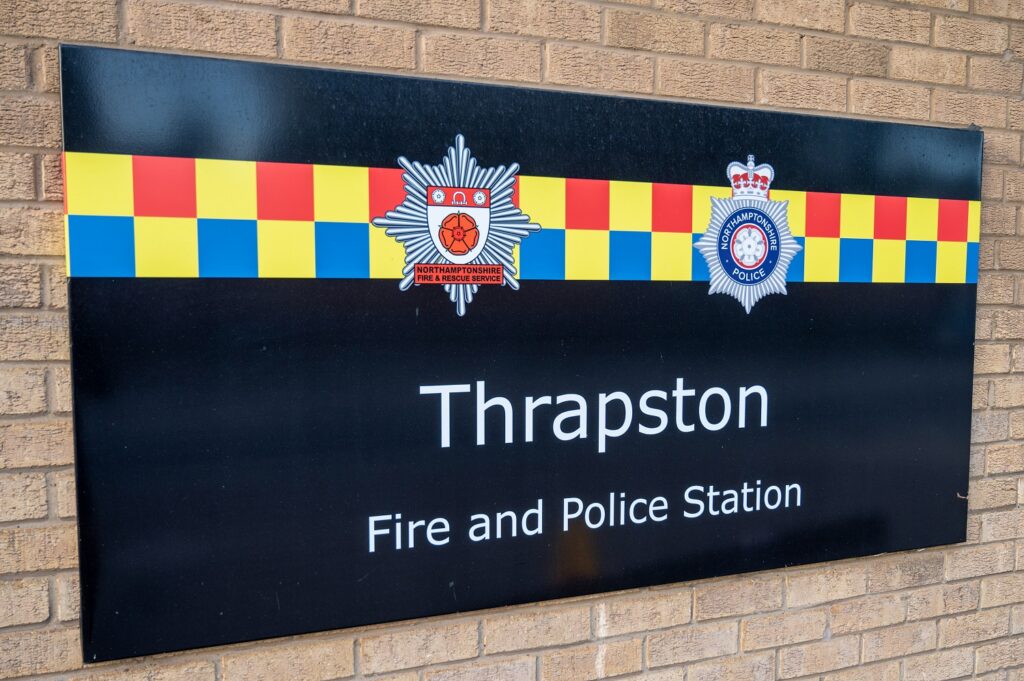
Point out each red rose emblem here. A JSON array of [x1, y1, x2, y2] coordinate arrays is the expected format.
[[439, 213, 479, 256]]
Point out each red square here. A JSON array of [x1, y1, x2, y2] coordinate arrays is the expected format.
[[805, 192, 841, 238], [369, 167, 406, 222], [256, 161, 314, 221], [132, 155, 196, 217], [565, 178, 609, 230], [874, 195, 907, 240], [652, 183, 692, 233], [511, 176, 520, 209], [938, 199, 969, 241]]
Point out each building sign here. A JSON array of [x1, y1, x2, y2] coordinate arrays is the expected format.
[[61, 46, 982, 662]]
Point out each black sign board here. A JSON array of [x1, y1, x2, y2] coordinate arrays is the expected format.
[[61, 45, 981, 662]]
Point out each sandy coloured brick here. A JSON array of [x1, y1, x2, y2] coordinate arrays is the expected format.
[[56, 572, 80, 622], [0, 627, 81, 679], [822, 661, 900, 681], [694, 575, 782, 620], [0, 94, 61, 147], [424, 33, 542, 83], [935, 14, 1008, 53], [978, 274, 1015, 304], [362, 621, 478, 674], [933, 90, 1008, 128], [755, 0, 844, 32], [0, 366, 45, 413], [971, 57, 1024, 94], [660, 0, 753, 20], [862, 621, 936, 661], [594, 589, 691, 637], [0, 472, 47, 522], [484, 607, 589, 653], [546, 43, 652, 93], [902, 648, 974, 681], [849, 80, 930, 121], [974, 412, 1010, 443], [758, 70, 846, 113], [487, 0, 600, 42], [976, 636, 1024, 673], [0, 0, 117, 42], [741, 608, 826, 650], [425, 657, 533, 681], [0, 420, 73, 468], [708, 24, 800, 66], [848, 3, 931, 44], [0, 152, 34, 200], [946, 541, 1016, 580], [939, 606, 1010, 647], [0, 578, 48, 628], [778, 635, 860, 678], [0, 206, 65, 257], [126, 0, 277, 57], [282, 17, 416, 71], [688, 651, 773, 681], [970, 476, 1018, 510], [221, 638, 354, 681], [804, 37, 888, 78], [69, 661, 217, 681], [605, 8, 703, 55], [539, 639, 642, 681], [787, 565, 867, 607], [0, 524, 78, 574], [828, 593, 905, 634], [658, 58, 754, 103], [646, 620, 737, 667], [359, 0, 478, 28]]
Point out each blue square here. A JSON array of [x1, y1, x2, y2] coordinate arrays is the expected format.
[[315, 222, 369, 278], [68, 215, 135, 277], [609, 231, 651, 281], [787, 237, 805, 282], [198, 219, 258, 277], [520, 229, 565, 280], [839, 238, 873, 283], [966, 242, 979, 284], [691, 245, 710, 282], [905, 240, 937, 283]]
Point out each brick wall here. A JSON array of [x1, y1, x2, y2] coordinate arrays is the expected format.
[[1, 0, 1022, 679]]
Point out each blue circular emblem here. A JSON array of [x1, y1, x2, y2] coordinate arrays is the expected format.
[[717, 207, 781, 285]]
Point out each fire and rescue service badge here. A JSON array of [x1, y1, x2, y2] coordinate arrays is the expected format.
[[372, 135, 541, 316], [694, 155, 801, 313]]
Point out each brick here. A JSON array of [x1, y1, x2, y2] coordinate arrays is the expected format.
[[976, 636, 1024, 673], [828, 593, 904, 634], [906, 582, 980, 621], [939, 606, 1010, 647], [1011, 100, 1024, 130], [1012, 411, 1024, 439], [848, 3, 930, 44], [971, 446, 986, 478], [0, 0, 117, 42], [983, 132, 1021, 165], [0, 578, 48, 628], [1001, 240, 1024, 270], [0, 94, 61, 147], [787, 565, 866, 607], [688, 651, 773, 681], [995, 310, 1024, 339], [362, 621, 477, 673], [647, 620, 737, 666], [987, 443, 1024, 474], [983, 573, 1024, 609], [971, 57, 1024, 94], [53, 365, 72, 413], [0, 44, 28, 90], [359, 0, 477, 28], [862, 621, 935, 661], [0, 366, 46, 413], [48, 264, 68, 310], [54, 468, 77, 518], [0, 472, 46, 522], [804, 37, 888, 78], [232, 0, 349, 10], [484, 607, 589, 653], [822, 661, 900, 681], [978, 274, 1015, 305], [539, 639, 641, 681], [546, 44, 652, 93], [0, 524, 77, 574], [1006, 171, 1024, 203], [425, 657, 533, 681], [594, 589, 691, 637], [37, 45, 60, 94], [993, 377, 1024, 407], [0, 262, 43, 309], [1013, 24, 1024, 59], [0, 206, 65, 256], [981, 204, 1017, 236], [974, 379, 989, 410], [41, 153, 63, 202], [976, 0, 1024, 19], [708, 24, 800, 66], [849, 80, 929, 121], [1015, 605, 1024, 634], [0, 420, 73, 468], [974, 411, 1009, 443], [935, 14, 1008, 54], [970, 476, 1018, 510], [890, 46, 966, 85], [0, 152, 34, 200], [933, 90, 1007, 128], [488, 0, 600, 42], [658, 58, 754, 103], [282, 17, 416, 70], [867, 552, 943, 593], [758, 70, 846, 113], [976, 344, 1012, 374], [982, 168, 1004, 201], [903, 648, 974, 681], [0, 627, 80, 679], [778, 635, 859, 678], [981, 507, 1024, 541], [425, 33, 542, 83], [741, 608, 826, 650], [946, 541, 1016, 580], [0, 313, 68, 361], [222, 638, 354, 681], [126, 0, 277, 58], [658, 0, 753, 20], [72, 661, 218, 681], [755, 0, 844, 32], [605, 8, 703, 55], [694, 575, 782, 619], [56, 572, 80, 621]]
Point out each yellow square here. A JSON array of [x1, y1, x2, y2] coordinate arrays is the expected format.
[[840, 194, 874, 239], [314, 165, 368, 223], [257, 220, 315, 277], [692, 185, 732, 234], [936, 241, 967, 283], [770, 190, 805, 237], [906, 197, 939, 242], [512, 243, 520, 280], [804, 237, 840, 282], [651, 232, 692, 281], [968, 201, 981, 242], [609, 181, 652, 231], [369, 224, 405, 279], [134, 217, 198, 277], [565, 230, 609, 280], [872, 239, 905, 283], [196, 159, 257, 219], [65, 152, 134, 216], [518, 176, 565, 229]]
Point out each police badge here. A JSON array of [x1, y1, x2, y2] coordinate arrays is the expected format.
[[694, 155, 801, 313], [372, 135, 541, 316]]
